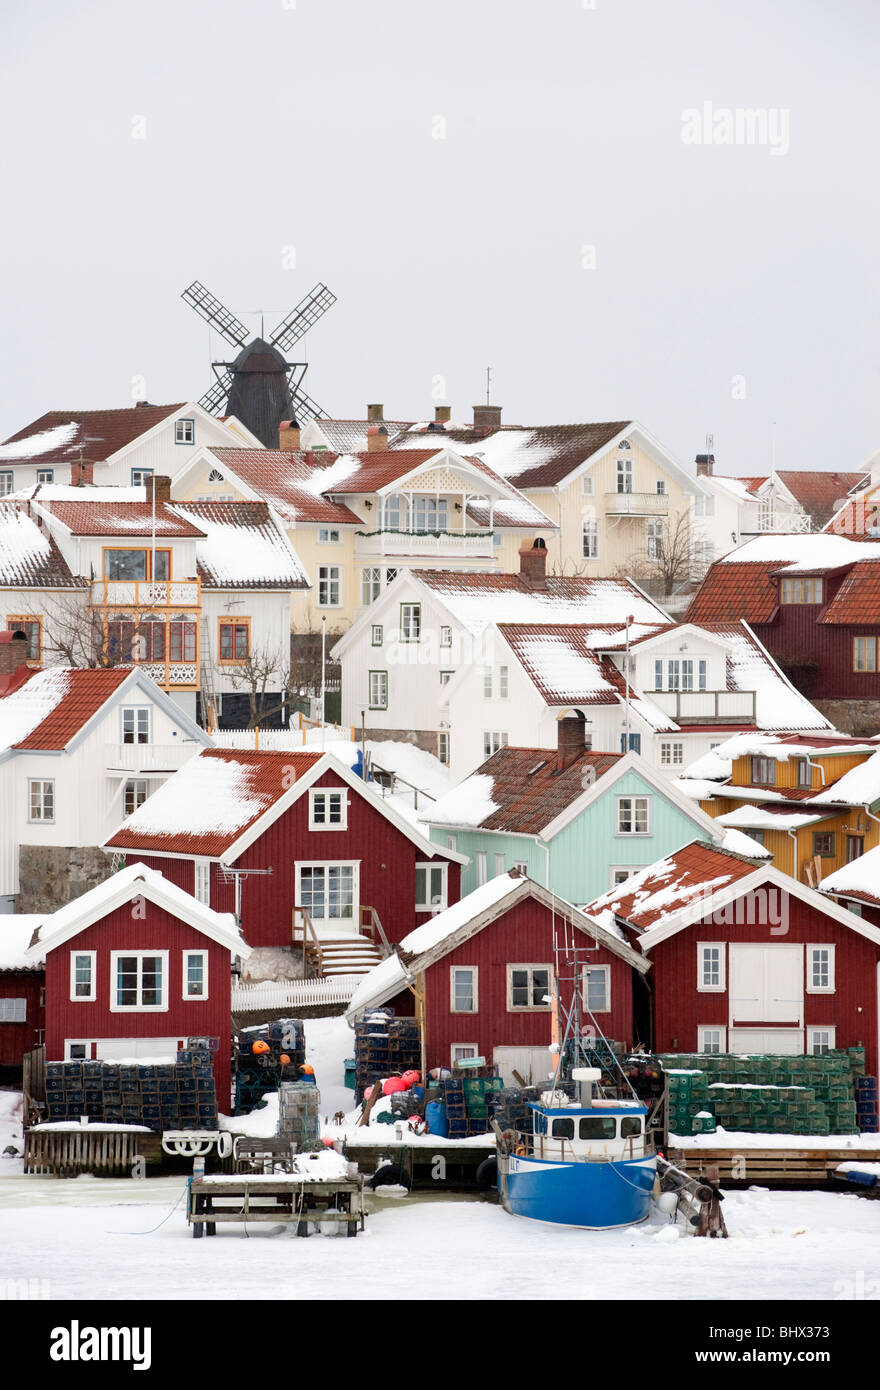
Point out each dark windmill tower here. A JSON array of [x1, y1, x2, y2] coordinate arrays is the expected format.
[[181, 280, 337, 448]]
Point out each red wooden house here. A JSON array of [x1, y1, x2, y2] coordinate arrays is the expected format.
[[585, 839, 880, 1075], [345, 872, 648, 1085], [0, 919, 44, 1077], [24, 863, 250, 1104], [685, 535, 880, 725], [104, 749, 464, 969]]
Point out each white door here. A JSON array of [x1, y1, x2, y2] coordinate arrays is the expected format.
[[728, 1028, 802, 1054], [93, 1037, 184, 1061], [729, 944, 803, 1052], [493, 1046, 555, 1088]]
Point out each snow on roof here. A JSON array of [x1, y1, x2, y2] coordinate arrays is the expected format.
[[465, 496, 557, 529], [413, 570, 668, 636], [427, 772, 499, 828], [0, 505, 79, 588], [582, 841, 761, 933], [720, 827, 773, 858], [0, 667, 135, 753], [0, 404, 186, 465], [346, 951, 409, 1016], [6, 485, 147, 503], [820, 844, 880, 905], [400, 872, 524, 955], [718, 534, 880, 572], [672, 775, 728, 801], [716, 804, 826, 831], [39, 500, 205, 538], [200, 449, 363, 526], [813, 751, 880, 807], [511, 630, 619, 701], [681, 747, 734, 781], [0, 917, 45, 969], [170, 502, 309, 589], [710, 475, 762, 503], [719, 624, 831, 730], [303, 453, 362, 494], [0, 668, 73, 754], [0, 422, 79, 461]]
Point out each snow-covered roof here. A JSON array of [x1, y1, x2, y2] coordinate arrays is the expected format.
[[809, 751, 880, 807], [0, 404, 187, 465], [820, 844, 880, 906], [718, 534, 880, 573], [426, 771, 500, 828], [28, 862, 247, 958], [170, 502, 309, 590], [0, 917, 45, 970], [715, 804, 826, 831], [582, 841, 766, 937], [413, 571, 668, 636], [0, 504, 80, 588], [720, 827, 773, 859]]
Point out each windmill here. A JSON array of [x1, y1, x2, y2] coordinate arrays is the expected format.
[[181, 280, 337, 448]]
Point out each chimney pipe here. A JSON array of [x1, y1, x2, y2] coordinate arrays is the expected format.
[[0, 630, 29, 676], [518, 537, 548, 588], [150, 475, 172, 503], [279, 421, 301, 451], [367, 424, 388, 453], [367, 404, 384, 422], [555, 715, 587, 772], [695, 453, 715, 477], [473, 404, 502, 437]]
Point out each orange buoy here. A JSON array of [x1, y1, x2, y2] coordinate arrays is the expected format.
[[252, 1040, 270, 1055]]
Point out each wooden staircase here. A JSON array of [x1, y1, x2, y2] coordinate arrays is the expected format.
[[293, 904, 392, 979], [317, 939, 384, 977]]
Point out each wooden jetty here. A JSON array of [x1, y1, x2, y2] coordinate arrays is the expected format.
[[340, 1137, 495, 1188], [24, 1126, 163, 1177], [187, 1173, 365, 1237], [668, 1144, 880, 1187]]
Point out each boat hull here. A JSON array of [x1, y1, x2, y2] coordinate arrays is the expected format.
[[498, 1152, 657, 1230]]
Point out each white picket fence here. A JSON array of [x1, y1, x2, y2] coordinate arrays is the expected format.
[[232, 976, 361, 1012]]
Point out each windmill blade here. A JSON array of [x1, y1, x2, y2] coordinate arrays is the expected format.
[[182, 281, 250, 348], [288, 376, 329, 424], [271, 283, 337, 352], [198, 369, 234, 416]]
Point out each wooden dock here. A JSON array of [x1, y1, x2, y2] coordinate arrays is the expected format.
[[341, 1138, 494, 1188], [24, 1127, 163, 1177], [668, 1145, 879, 1187], [187, 1174, 365, 1237]]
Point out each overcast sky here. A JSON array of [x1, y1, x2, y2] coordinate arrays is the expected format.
[[1, 0, 878, 474]]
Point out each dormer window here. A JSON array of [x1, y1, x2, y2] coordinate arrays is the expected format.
[[780, 577, 823, 604], [175, 419, 195, 445], [750, 756, 776, 786]]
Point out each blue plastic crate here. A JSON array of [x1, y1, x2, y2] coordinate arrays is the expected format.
[[178, 1077, 197, 1094]]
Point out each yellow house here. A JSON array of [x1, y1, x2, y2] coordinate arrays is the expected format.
[[689, 734, 880, 884]]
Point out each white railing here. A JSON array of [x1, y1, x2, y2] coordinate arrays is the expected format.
[[106, 742, 196, 771], [604, 491, 669, 516], [355, 530, 494, 559], [232, 977, 362, 1012], [136, 662, 199, 687], [650, 689, 756, 722], [90, 579, 201, 607]]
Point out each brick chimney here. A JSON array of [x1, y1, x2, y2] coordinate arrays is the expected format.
[[367, 424, 388, 453], [367, 404, 384, 422], [0, 630, 29, 675], [519, 537, 548, 588], [279, 421, 301, 450], [695, 453, 715, 476], [556, 715, 587, 772], [435, 406, 451, 424], [473, 404, 502, 436], [149, 475, 172, 503], [71, 459, 94, 487]]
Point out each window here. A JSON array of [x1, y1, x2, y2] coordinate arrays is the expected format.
[[653, 657, 707, 692], [111, 951, 168, 1011], [6, 617, 41, 662], [780, 577, 823, 604], [750, 756, 776, 786], [513, 860, 529, 875], [182, 950, 208, 1000], [440, 626, 452, 647], [483, 731, 508, 758], [208, 468, 224, 483], [361, 567, 382, 606], [451, 1044, 478, 1064], [400, 603, 421, 641], [36, 468, 54, 485], [498, 666, 509, 699], [646, 519, 664, 560], [412, 497, 447, 532], [620, 732, 642, 753], [746, 829, 766, 847], [123, 780, 148, 816], [450, 966, 477, 1013], [846, 835, 864, 863], [796, 758, 812, 788], [194, 860, 211, 906], [508, 965, 553, 1011], [371, 624, 383, 647], [616, 455, 633, 493], [446, 835, 457, 851], [368, 670, 387, 710], [122, 708, 150, 745], [482, 665, 492, 698], [318, 528, 341, 544], [812, 831, 835, 858], [583, 965, 610, 1014], [437, 731, 450, 766], [617, 796, 650, 834], [169, 621, 197, 663], [131, 468, 153, 487], [611, 866, 642, 886], [582, 519, 599, 559], [0, 472, 13, 496], [581, 474, 594, 496], [493, 853, 506, 878], [698, 1026, 726, 1054], [69, 952, 96, 1002], [854, 637, 878, 672], [694, 494, 715, 517], [0, 999, 26, 1023], [697, 943, 725, 991], [439, 670, 455, 687], [579, 1116, 618, 1140], [552, 1117, 575, 1139], [656, 479, 667, 495], [297, 864, 356, 925], [174, 418, 195, 444], [104, 549, 147, 581], [475, 851, 488, 886], [807, 1027, 836, 1055], [28, 779, 54, 823], [660, 741, 684, 766], [219, 620, 250, 662], [310, 788, 348, 831], [807, 945, 835, 993], [493, 531, 503, 548], [416, 862, 448, 911], [318, 565, 341, 607]]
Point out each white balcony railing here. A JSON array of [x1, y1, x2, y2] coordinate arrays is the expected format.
[[106, 742, 196, 772], [355, 529, 495, 559], [650, 689, 756, 723], [604, 491, 669, 516], [90, 579, 201, 607]]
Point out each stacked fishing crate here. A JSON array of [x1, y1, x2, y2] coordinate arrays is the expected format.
[[277, 1081, 321, 1152], [660, 1050, 864, 1136], [461, 1076, 504, 1135], [855, 1076, 879, 1132], [353, 1009, 420, 1103], [234, 1019, 306, 1115], [487, 1085, 543, 1135], [44, 1049, 218, 1132]]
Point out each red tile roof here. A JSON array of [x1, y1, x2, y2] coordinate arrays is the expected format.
[[41, 500, 206, 538], [310, 421, 415, 454], [583, 840, 760, 932], [206, 448, 363, 525], [0, 505, 81, 589], [685, 562, 781, 623], [431, 745, 621, 836], [819, 560, 880, 623], [1, 405, 186, 465], [390, 422, 631, 489], [497, 623, 633, 706], [4, 667, 133, 751], [775, 471, 869, 529], [170, 502, 309, 590], [105, 748, 326, 858]]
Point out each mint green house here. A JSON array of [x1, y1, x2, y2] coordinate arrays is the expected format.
[[423, 731, 725, 905]]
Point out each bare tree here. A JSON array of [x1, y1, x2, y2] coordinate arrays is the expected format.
[[15, 592, 125, 669], [615, 509, 704, 598], [225, 641, 294, 728]]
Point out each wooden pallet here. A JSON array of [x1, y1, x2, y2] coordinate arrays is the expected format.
[[188, 1175, 365, 1237], [24, 1127, 159, 1177], [668, 1146, 874, 1186]]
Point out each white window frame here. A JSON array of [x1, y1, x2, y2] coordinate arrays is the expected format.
[[581, 473, 594, 496], [475, 851, 488, 887], [400, 603, 421, 641], [371, 624, 383, 647], [493, 852, 506, 878], [513, 860, 529, 875], [498, 665, 509, 699], [483, 731, 508, 759], [123, 779, 149, 817], [0, 998, 27, 1022], [656, 479, 667, 495], [182, 949, 209, 1001], [0, 471, 13, 497], [416, 861, 448, 912], [295, 861, 360, 929], [660, 741, 684, 767], [368, 670, 388, 710], [445, 834, 457, 851], [616, 795, 651, 835], [317, 564, 341, 607], [122, 707, 151, 745], [582, 517, 599, 559], [451, 1043, 478, 1064], [28, 778, 55, 824], [361, 566, 382, 606], [69, 950, 97, 1003], [807, 1026, 836, 1055], [64, 1039, 96, 1060], [645, 518, 664, 560], [174, 418, 195, 444], [698, 1025, 727, 1054], [37, 468, 54, 485], [309, 787, 348, 832], [437, 731, 450, 766], [318, 528, 341, 544], [697, 942, 726, 992], [582, 964, 611, 1014], [440, 625, 452, 647], [507, 963, 554, 1013], [194, 859, 211, 906], [450, 965, 478, 1014], [806, 944, 835, 994], [109, 949, 169, 1013]]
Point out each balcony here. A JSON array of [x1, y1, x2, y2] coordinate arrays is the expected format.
[[650, 689, 756, 724], [90, 578, 201, 608], [355, 529, 495, 560], [106, 742, 198, 774], [604, 491, 669, 517]]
